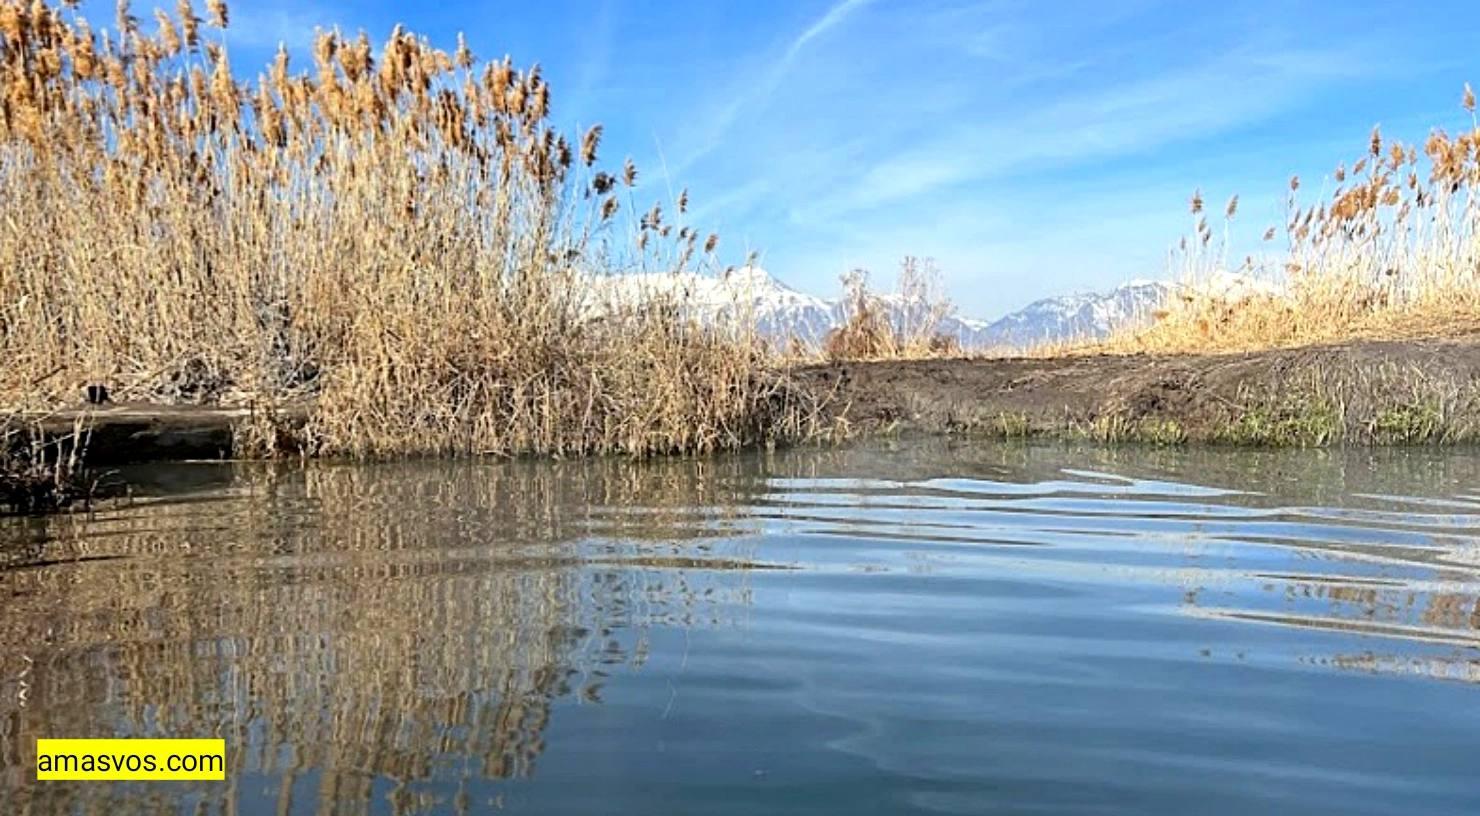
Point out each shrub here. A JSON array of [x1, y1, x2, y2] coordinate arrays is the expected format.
[[822, 257, 960, 360]]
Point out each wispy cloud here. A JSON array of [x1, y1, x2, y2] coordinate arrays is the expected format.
[[561, 0, 616, 126], [784, 0, 872, 63], [790, 43, 1375, 223], [685, 178, 775, 227], [673, 0, 875, 173]]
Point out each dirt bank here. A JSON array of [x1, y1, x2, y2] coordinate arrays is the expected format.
[[795, 336, 1480, 445], [13, 337, 1480, 466]]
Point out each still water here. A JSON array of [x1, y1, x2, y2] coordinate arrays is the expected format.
[[2, 440, 1479, 814]]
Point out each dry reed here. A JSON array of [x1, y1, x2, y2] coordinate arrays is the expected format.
[[0, 0, 817, 457], [823, 257, 960, 360], [1111, 88, 1480, 354]]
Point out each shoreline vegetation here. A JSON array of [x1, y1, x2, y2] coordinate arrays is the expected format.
[[0, 0, 821, 462], [2, 1, 1480, 509], [1105, 92, 1480, 356]]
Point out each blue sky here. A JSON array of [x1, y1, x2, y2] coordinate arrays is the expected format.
[[188, 1, 1477, 315]]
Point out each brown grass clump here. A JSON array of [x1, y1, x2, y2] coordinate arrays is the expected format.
[[0, 0, 818, 457], [1111, 90, 1480, 354], [823, 257, 960, 360], [824, 269, 896, 360]]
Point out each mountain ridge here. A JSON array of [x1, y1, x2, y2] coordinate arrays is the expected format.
[[597, 267, 1175, 349]]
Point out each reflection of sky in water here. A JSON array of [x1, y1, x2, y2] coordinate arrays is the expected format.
[[1, 441, 1479, 814]]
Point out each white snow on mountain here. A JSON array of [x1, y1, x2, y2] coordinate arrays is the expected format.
[[593, 267, 837, 342], [972, 280, 1173, 348], [591, 266, 1277, 350]]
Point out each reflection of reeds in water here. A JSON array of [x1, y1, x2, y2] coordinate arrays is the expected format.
[[1180, 549, 1480, 684], [770, 439, 1480, 684], [4, 439, 1479, 812], [0, 456, 777, 814], [1209, 582, 1480, 644], [1310, 652, 1480, 684]]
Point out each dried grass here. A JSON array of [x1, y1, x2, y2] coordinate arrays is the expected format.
[[0, 0, 819, 457], [1109, 92, 1480, 355], [823, 257, 960, 361]]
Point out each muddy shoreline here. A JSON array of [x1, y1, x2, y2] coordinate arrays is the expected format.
[[13, 336, 1480, 463], [796, 335, 1480, 445]]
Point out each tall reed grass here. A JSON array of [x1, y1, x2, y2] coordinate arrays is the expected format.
[[1113, 87, 1480, 354], [0, 0, 817, 456]]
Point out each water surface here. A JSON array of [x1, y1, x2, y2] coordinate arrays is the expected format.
[[2, 441, 1479, 814]]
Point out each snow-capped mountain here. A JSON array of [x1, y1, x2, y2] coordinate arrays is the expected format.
[[973, 280, 1172, 348], [594, 266, 997, 346], [594, 267, 838, 342], [592, 267, 1257, 350], [973, 272, 1284, 347]]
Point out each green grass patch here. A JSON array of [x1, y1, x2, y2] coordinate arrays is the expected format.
[[1368, 399, 1446, 444], [1077, 413, 1188, 445], [1214, 394, 1344, 447]]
